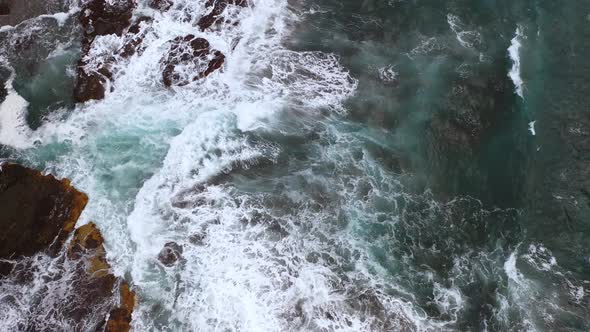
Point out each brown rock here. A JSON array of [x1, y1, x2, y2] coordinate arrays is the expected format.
[[75, 0, 136, 103], [161, 35, 225, 87], [0, 164, 137, 330], [73, 60, 113, 103], [0, 163, 88, 262], [118, 16, 153, 58], [197, 0, 249, 31], [106, 281, 136, 332]]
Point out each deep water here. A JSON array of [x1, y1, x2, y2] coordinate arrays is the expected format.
[[1, 0, 590, 331]]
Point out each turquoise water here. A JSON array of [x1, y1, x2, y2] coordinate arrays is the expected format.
[[1, 0, 590, 331]]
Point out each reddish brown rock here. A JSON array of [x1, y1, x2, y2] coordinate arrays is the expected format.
[[79, 0, 136, 50], [68, 223, 136, 332], [161, 34, 225, 87], [118, 16, 153, 58], [106, 281, 136, 332], [197, 0, 249, 31], [75, 0, 136, 103], [0, 164, 137, 331], [0, 163, 88, 262], [158, 241, 183, 266], [74, 61, 114, 103]]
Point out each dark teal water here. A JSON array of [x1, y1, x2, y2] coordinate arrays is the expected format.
[[285, 0, 590, 330], [1, 0, 590, 331]]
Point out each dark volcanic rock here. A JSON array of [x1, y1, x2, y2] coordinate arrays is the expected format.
[[79, 0, 135, 50], [74, 61, 113, 103], [161, 34, 225, 87], [197, 0, 249, 31], [118, 16, 153, 58], [0, 163, 88, 261], [74, 0, 135, 103], [158, 241, 183, 266], [148, 0, 173, 12]]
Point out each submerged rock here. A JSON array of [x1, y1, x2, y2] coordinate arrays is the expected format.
[[161, 34, 225, 86], [106, 281, 136, 332], [119, 16, 153, 58], [158, 241, 183, 266], [148, 0, 173, 12]]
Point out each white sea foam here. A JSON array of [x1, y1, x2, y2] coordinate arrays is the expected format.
[[508, 26, 525, 98], [528, 120, 536, 136], [0, 70, 33, 149], [447, 14, 482, 49]]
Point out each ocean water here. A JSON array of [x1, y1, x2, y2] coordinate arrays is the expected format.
[[1, 0, 590, 331]]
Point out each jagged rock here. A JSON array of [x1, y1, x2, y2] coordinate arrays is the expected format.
[[74, 61, 113, 103], [158, 241, 183, 266], [197, 0, 249, 31], [75, 0, 135, 102], [106, 281, 136, 332], [148, 0, 173, 12], [0, 164, 136, 331], [118, 16, 153, 58], [0, 163, 88, 263], [161, 35, 225, 87], [79, 0, 135, 49], [66, 223, 136, 332]]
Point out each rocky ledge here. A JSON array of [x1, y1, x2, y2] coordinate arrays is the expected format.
[[74, 0, 136, 103], [0, 163, 136, 331], [161, 34, 225, 87]]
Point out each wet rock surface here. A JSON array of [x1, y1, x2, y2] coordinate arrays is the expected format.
[[158, 241, 184, 266], [148, 0, 173, 12], [161, 34, 225, 87], [0, 163, 88, 262], [119, 16, 153, 58], [0, 164, 136, 331], [74, 0, 136, 103], [197, 0, 249, 31]]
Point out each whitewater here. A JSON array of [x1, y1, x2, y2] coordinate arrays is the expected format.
[[0, 0, 445, 330], [4, 0, 584, 331]]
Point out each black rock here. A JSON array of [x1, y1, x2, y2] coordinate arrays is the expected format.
[[158, 242, 183, 267]]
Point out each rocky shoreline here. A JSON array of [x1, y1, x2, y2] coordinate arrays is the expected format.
[[0, 163, 135, 331]]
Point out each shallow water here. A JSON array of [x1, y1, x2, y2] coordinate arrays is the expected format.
[[1, 0, 590, 331]]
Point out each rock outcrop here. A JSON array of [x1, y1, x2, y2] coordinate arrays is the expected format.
[[158, 241, 184, 267], [74, 0, 136, 103], [0, 163, 88, 263], [148, 0, 173, 12], [197, 0, 249, 31], [0, 163, 136, 331], [161, 34, 225, 86]]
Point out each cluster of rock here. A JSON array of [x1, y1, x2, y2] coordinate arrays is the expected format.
[[74, 0, 250, 102], [0, 163, 135, 331]]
